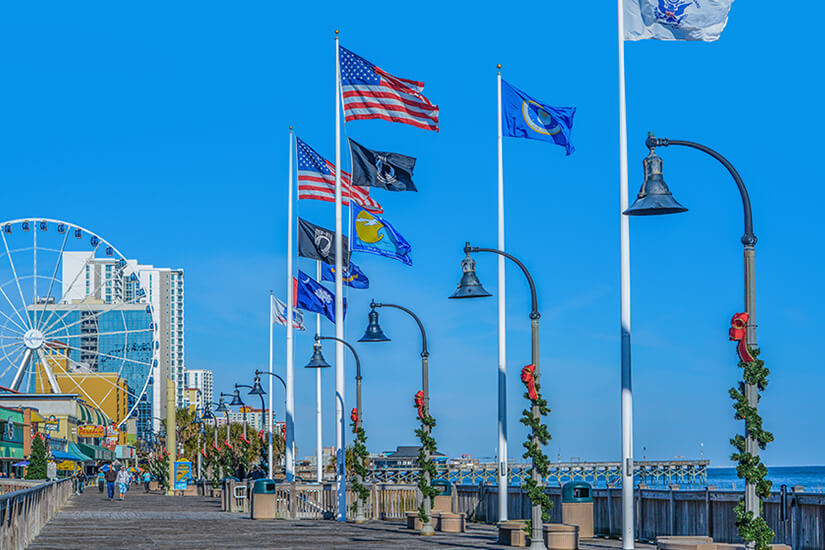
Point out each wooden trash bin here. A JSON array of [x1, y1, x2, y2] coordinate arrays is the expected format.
[[543, 523, 579, 550], [498, 521, 528, 547]]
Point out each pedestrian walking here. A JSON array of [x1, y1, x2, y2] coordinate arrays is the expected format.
[[143, 471, 151, 493], [105, 466, 117, 500], [116, 467, 130, 501], [77, 470, 87, 494], [97, 469, 105, 493]]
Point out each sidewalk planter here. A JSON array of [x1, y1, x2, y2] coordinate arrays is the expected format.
[[656, 538, 791, 550], [437, 512, 465, 533], [498, 520, 528, 547], [405, 512, 421, 530], [542, 523, 578, 550]]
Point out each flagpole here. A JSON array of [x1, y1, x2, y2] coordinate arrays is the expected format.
[[333, 29, 347, 522], [496, 63, 508, 523], [316, 260, 323, 483], [268, 290, 274, 479], [617, 2, 635, 549], [286, 126, 296, 482]]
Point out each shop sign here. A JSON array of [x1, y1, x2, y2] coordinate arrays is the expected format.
[[43, 415, 59, 432], [174, 461, 192, 490], [78, 425, 105, 438]]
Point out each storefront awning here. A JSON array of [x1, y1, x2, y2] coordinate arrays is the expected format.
[[77, 403, 110, 426], [30, 411, 46, 423], [66, 442, 94, 462], [76, 442, 114, 461], [52, 450, 89, 462]]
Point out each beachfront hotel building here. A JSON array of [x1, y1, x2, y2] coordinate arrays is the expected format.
[[61, 253, 185, 433]]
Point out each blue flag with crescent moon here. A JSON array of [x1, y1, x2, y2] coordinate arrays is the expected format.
[[321, 261, 370, 289], [350, 203, 412, 266], [501, 79, 575, 155]]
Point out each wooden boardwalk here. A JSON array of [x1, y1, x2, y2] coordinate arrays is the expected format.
[[27, 491, 654, 549]]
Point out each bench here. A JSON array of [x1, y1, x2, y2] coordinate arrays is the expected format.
[[498, 521, 527, 547]]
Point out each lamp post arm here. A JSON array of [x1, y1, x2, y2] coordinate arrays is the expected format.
[[255, 370, 287, 391], [318, 336, 361, 381], [372, 302, 428, 357], [467, 244, 540, 319], [647, 136, 756, 247]]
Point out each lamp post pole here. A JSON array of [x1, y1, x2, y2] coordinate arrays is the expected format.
[[255, 371, 287, 476], [314, 335, 365, 523], [363, 301, 434, 536], [234, 385, 254, 439], [634, 133, 759, 528], [452, 243, 545, 550]]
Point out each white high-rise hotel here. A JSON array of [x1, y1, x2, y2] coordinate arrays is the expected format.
[[185, 369, 213, 411], [62, 253, 187, 427]]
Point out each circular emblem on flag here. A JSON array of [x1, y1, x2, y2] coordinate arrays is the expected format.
[[355, 211, 384, 244], [375, 155, 397, 185], [314, 231, 333, 255], [522, 100, 561, 136]]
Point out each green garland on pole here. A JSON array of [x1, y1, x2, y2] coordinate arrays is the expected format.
[[520, 378, 552, 533], [350, 414, 370, 512], [414, 404, 439, 524], [729, 346, 774, 550]]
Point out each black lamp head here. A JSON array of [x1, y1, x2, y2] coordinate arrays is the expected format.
[[215, 398, 228, 413], [230, 387, 244, 407], [201, 406, 214, 420], [624, 142, 688, 216], [304, 339, 332, 368], [449, 244, 492, 299], [249, 376, 265, 396], [358, 302, 390, 342]]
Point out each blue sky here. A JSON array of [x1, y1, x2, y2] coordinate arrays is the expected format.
[[1, 2, 822, 467]]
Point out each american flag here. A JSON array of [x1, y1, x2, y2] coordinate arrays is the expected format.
[[339, 46, 439, 132], [296, 137, 383, 213]]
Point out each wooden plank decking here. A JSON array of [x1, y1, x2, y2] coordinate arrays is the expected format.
[[27, 491, 655, 549]]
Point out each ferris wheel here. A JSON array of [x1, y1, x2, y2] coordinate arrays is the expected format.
[[0, 217, 158, 432]]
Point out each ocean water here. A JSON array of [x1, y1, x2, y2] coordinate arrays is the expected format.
[[705, 466, 825, 493]]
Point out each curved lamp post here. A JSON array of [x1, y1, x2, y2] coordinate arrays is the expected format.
[[255, 370, 287, 477], [305, 335, 366, 523], [624, 132, 760, 527], [359, 300, 435, 536], [449, 242, 546, 550], [232, 385, 251, 439]]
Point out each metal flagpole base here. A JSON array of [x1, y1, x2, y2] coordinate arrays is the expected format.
[[529, 539, 547, 550], [420, 524, 435, 536]]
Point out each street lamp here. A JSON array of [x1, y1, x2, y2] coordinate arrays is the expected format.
[[305, 335, 366, 523], [255, 370, 287, 478], [359, 300, 435, 536], [624, 132, 760, 529], [450, 242, 547, 550], [232, 385, 251, 439]]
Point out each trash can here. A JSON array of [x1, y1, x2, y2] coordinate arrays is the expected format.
[[431, 480, 452, 513], [250, 479, 278, 520], [561, 481, 593, 538]]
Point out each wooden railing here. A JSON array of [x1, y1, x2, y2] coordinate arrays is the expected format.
[[454, 484, 824, 550], [0, 478, 74, 550]]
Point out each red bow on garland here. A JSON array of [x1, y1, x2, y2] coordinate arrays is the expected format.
[[212, 442, 221, 451], [414, 390, 425, 420], [200, 448, 206, 457], [728, 312, 754, 362], [281, 425, 286, 441], [258, 429, 265, 443], [240, 435, 251, 445], [225, 441, 233, 450], [351, 408, 358, 423], [521, 364, 538, 400]]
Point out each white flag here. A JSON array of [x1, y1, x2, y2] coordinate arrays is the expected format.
[[271, 295, 305, 331], [624, 0, 734, 42]]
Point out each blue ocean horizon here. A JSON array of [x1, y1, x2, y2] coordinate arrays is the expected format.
[[704, 465, 825, 493]]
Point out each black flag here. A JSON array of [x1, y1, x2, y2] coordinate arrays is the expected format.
[[349, 138, 417, 192], [297, 218, 350, 266]]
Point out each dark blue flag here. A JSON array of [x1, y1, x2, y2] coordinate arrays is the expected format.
[[350, 202, 412, 266], [321, 262, 369, 289], [293, 271, 345, 323], [501, 79, 575, 155]]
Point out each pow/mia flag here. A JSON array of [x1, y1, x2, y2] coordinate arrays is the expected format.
[[297, 218, 350, 266], [349, 138, 417, 192]]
